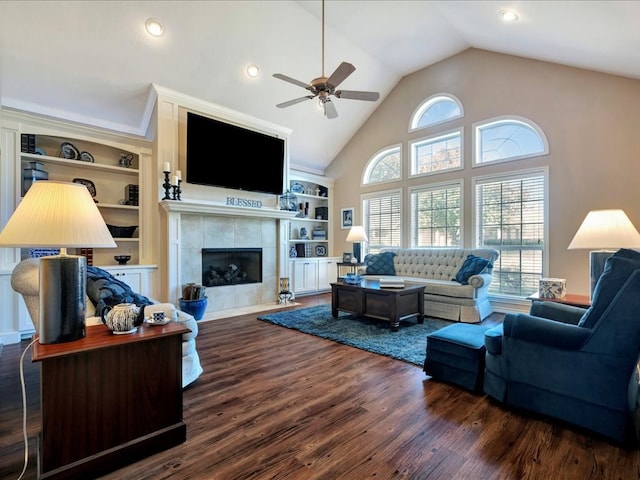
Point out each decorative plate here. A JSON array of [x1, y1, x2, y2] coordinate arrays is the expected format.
[[72, 178, 97, 199], [315, 245, 327, 256], [290, 182, 305, 194], [60, 142, 79, 160], [79, 151, 95, 163]]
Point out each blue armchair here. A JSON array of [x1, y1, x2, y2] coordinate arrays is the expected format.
[[484, 248, 640, 445]]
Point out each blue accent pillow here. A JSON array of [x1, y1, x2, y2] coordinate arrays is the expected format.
[[364, 252, 396, 275], [86, 266, 153, 318], [454, 255, 492, 285], [578, 248, 640, 328]]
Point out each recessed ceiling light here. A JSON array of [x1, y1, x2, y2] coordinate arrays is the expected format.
[[145, 18, 164, 37], [246, 65, 260, 78], [500, 9, 519, 22]]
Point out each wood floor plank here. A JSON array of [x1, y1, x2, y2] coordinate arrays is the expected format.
[[1, 293, 639, 479]]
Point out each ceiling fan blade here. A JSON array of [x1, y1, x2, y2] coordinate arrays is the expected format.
[[335, 90, 380, 101], [324, 99, 338, 119], [327, 62, 355, 88], [276, 96, 315, 108], [273, 73, 311, 90]]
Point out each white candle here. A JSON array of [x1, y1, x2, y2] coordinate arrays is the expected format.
[[176, 170, 182, 181], [172, 175, 179, 185], [163, 162, 170, 172]]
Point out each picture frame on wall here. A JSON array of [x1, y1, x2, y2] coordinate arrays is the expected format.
[[341, 207, 354, 229], [342, 252, 353, 263]]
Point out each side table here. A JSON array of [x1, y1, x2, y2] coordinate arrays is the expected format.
[[32, 322, 189, 479], [527, 291, 591, 308], [336, 262, 365, 280]]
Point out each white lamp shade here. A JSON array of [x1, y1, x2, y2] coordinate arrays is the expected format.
[[346, 225, 368, 243], [568, 209, 640, 250], [0, 181, 116, 248]]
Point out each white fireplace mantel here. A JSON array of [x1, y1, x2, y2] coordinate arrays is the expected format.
[[160, 200, 298, 220]]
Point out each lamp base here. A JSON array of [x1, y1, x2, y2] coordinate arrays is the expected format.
[[39, 254, 87, 344], [589, 250, 615, 298], [353, 243, 362, 263]]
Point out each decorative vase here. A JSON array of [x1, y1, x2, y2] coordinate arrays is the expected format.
[[179, 297, 208, 321]]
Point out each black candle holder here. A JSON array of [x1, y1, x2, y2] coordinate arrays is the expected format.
[[172, 184, 179, 201], [162, 171, 172, 200], [177, 179, 182, 201]]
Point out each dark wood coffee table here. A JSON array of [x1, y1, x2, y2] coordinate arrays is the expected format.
[[330, 279, 425, 332]]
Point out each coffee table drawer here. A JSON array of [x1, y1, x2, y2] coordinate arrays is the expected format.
[[335, 288, 362, 313]]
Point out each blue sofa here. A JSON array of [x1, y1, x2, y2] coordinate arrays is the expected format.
[[484, 248, 640, 445]]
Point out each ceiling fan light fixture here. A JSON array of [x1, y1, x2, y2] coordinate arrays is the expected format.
[[246, 64, 260, 78], [500, 9, 519, 22], [145, 18, 164, 36]]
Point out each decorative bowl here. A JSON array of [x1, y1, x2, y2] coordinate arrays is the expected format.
[[107, 224, 138, 238], [343, 273, 363, 285], [114, 255, 131, 265]]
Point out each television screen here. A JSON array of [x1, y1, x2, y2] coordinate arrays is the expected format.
[[186, 112, 285, 195]]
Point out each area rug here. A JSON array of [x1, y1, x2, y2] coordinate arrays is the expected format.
[[257, 304, 453, 366]]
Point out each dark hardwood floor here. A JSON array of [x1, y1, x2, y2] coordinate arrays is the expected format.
[[1, 293, 639, 479]]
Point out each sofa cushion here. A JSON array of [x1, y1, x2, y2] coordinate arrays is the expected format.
[[364, 251, 396, 275], [454, 255, 492, 285], [578, 248, 640, 328], [86, 266, 153, 318]]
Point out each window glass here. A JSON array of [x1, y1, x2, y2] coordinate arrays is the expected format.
[[410, 94, 463, 131], [475, 117, 548, 165], [363, 146, 401, 185], [410, 130, 463, 176], [363, 190, 402, 255], [474, 169, 547, 296], [410, 182, 462, 247]]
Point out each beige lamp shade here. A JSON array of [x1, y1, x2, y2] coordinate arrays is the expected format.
[[568, 209, 640, 250], [346, 225, 368, 243], [0, 181, 116, 248]]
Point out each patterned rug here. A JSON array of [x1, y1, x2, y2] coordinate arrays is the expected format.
[[257, 304, 453, 366]]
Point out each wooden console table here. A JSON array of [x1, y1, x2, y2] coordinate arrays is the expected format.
[[32, 322, 189, 479]]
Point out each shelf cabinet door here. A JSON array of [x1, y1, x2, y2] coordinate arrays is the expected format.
[[292, 260, 318, 293], [318, 258, 339, 291]]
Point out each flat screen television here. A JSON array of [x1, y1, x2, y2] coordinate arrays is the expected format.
[[185, 111, 286, 195]]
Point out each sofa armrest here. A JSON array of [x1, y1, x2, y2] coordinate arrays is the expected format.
[[503, 313, 591, 349], [468, 272, 492, 288], [529, 301, 586, 325]]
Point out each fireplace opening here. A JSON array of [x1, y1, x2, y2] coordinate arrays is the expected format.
[[202, 248, 262, 287]]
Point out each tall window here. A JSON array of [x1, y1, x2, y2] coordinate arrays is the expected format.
[[363, 189, 402, 255], [409, 129, 463, 177], [363, 145, 402, 185], [474, 116, 548, 165], [410, 182, 462, 247], [409, 94, 463, 132], [474, 168, 547, 297]]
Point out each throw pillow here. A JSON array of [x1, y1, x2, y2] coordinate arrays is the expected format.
[[578, 248, 640, 328], [86, 266, 153, 318], [364, 252, 396, 275], [454, 254, 492, 285]]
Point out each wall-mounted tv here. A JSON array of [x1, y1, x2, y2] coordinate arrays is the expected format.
[[185, 112, 286, 195]]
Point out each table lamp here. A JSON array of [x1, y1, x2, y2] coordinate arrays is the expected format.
[[0, 181, 116, 343], [568, 209, 640, 297], [346, 225, 368, 263]]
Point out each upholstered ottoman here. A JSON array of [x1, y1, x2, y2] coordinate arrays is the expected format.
[[424, 323, 490, 392]]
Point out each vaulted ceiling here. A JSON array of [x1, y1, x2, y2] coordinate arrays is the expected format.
[[1, 1, 638, 173]]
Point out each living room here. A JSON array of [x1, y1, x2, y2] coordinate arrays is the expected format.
[[2, 1, 640, 478]]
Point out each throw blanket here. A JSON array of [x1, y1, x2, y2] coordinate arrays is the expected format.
[[86, 266, 152, 318]]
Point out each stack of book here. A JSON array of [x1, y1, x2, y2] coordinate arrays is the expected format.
[[379, 277, 405, 288]]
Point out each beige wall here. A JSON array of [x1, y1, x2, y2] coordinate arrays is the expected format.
[[326, 48, 640, 296]]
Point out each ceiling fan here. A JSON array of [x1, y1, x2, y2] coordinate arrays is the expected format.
[[273, 0, 380, 119]]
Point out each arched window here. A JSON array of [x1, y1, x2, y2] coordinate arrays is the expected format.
[[409, 94, 463, 132], [363, 145, 402, 185], [474, 116, 548, 165]]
